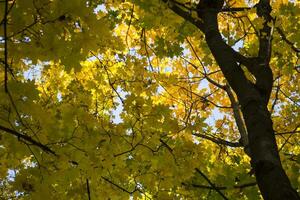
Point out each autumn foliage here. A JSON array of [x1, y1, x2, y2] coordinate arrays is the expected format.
[[0, 0, 299, 199]]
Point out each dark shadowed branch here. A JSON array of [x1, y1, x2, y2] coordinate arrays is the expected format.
[[183, 181, 257, 190], [193, 132, 242, 147], [195, 168, 229, 200], [86, 178, 91, 200], [276, 27, 300, 54], [0, 124, 57, 155], [161, 0, 204, 30], [3, 0, 8, 92]]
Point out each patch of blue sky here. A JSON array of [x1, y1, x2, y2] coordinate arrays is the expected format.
[[128, 48, 138, 56], [94, 4, 107, 14], [57, 92, 62, 102], [7, 169, 17, 182], [112, 99, 123, 124], [181, 44, 191, 57], [197, 79, 211, 98], [111, 86, 127, 124], [164, 66, 172, 73], [198, 78, 209, 90], [119, 47, 144, 60], [204, 107, 224, 127], [0, 36, 4, 44], [232, 40, 244, 51], [221, 33, 244, 51], [192, 134, 200, 144], [23, 64, 43, 81], [2, 170, 25, 198], [22, 59, 51, 81], [87, 53, 103, 62], [156, 85, 164, 95]]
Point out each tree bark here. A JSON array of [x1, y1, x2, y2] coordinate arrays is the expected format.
[[198, 1, 300, 199], [241, 95, 300, 200], [164, 0, 300, 199]]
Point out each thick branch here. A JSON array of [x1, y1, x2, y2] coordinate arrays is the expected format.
[[245, 0, 274, 104], [200, 8, 256, 104], [167, 0, 300, 199], [164, 0, 253, 68], [162, 0, 204, 30], [257, 0, 272, 62]]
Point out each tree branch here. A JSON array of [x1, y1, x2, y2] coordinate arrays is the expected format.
[[192, 132, 242, 147], [3, 0, 9, 92], [86, 178, 91, 200], [183, 181, 257, 190], [0, 0, 16, 26], [225, 85, 249, 154], [220, 7, 252, 12], [195, 168, 229, 200], [247, 0, 274, 104], [101, 176, 138, 195], [0, 124, 57, 156], [199, 5, 255, 104], [276, 27, 300, 53], [162, 0, 204, 30], [164, 0, 253, 68]]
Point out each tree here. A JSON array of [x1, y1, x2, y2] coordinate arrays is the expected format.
[[0, 0, 299, 199]]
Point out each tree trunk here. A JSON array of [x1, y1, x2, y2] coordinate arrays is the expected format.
[[198, 1, 300, 199], [166, 0, 300, 198], [241, 96, 300, 200]]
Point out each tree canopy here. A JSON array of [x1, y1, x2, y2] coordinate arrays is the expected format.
[[0, 0, 299, 199]]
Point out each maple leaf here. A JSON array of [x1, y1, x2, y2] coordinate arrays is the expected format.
[[0, 0, 299, 199]]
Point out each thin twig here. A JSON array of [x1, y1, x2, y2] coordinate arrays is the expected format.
[[3, 0, 8, 92], [101, 176, 137, 194], [195, 168, 229, 200], [125, 4, 134, 48], [276, 27, 300, 53], [183, 181, 257, 190]]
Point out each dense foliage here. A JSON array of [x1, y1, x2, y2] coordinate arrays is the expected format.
[[0, 0, 299, 199]]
